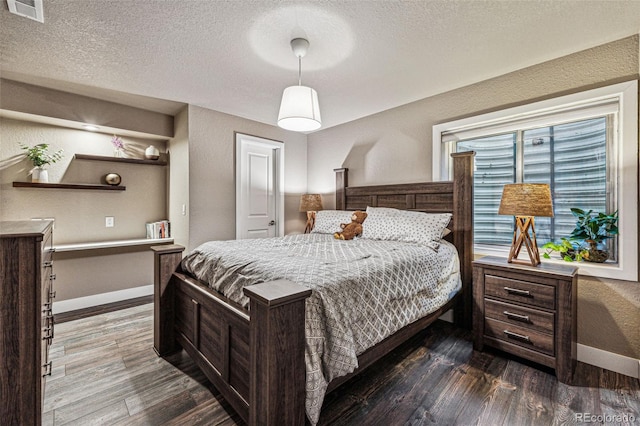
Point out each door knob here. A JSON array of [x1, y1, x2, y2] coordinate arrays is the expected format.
[[268, 220, 275, 226]]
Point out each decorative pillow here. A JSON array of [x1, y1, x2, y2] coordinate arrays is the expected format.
[[311, 210, 355, 234], [363, 206, 452, 249]]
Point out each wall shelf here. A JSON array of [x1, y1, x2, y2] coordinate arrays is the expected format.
[[13, 182, 126, 191], [54, 238, 174, 252], [74, 154, 167, 166]]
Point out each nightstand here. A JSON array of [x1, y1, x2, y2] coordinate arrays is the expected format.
[[472, 256, 578, 384]]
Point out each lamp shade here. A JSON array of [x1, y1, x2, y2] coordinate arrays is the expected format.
[[498, 183, 554, 217], [278, 86, 321, 132], [299, 194, 323, 212]]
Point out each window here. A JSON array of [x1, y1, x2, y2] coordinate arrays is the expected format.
[[433, 81, 638, 281]]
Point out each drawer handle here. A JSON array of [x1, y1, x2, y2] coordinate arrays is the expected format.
[[42, 361, 53, 377], [49, 274, 57, 281], [43, 260, 53, 268], [503, 311, 530, 323], [50, 290, 57, 299], [503, 330, 531, 342], [504, 287, 531, 297], [42, 327, 53, 341]]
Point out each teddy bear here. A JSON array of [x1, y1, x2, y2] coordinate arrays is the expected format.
[[334, 210, 368, 240]]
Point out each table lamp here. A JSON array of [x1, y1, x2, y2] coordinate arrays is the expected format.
[[498, 183, 554, 266], [299, 194, 323, 233]]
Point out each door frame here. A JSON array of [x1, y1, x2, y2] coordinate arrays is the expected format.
[[235, 132, 285, 239]]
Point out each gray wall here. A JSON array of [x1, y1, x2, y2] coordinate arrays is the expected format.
[[186, 105, 307, 250], [0, 118, 168, 302], [307, 35, 640, 359]]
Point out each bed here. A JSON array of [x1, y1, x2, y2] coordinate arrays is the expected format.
[[151, 151, 474, 425]]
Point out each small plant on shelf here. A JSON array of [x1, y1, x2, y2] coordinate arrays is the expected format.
[[20, 143, 63, 183], [21, 143, 63, 168], [111, 135, 125, 157]]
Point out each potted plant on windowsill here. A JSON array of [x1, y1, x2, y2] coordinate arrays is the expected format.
[[20, 143, 63, 183], [542, 238, 587, 262], [542, 208, 618, 263], [569, 208, 618, 263]]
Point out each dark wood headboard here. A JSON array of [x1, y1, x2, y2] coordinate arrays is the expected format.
[[333, 151, 475, 328]]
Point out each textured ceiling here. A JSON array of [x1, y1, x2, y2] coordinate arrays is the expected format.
[[1, 1, 639, 130]]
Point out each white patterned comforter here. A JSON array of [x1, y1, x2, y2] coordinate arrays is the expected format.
[[181, 233, 461, 424]]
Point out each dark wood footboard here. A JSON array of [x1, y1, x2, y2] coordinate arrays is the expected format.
[[152, 245, 311, 424]]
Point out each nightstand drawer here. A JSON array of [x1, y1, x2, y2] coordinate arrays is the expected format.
[[484, 317, 554, 356], [484, 298, 554, 334], [485, 275, 555, 310]]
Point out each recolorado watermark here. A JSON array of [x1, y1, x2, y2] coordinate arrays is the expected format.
[[575, 412, 636, 423]]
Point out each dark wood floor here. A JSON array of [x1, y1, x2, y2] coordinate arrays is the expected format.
[[44, 303, 640, 425]]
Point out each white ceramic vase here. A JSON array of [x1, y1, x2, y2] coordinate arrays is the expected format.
[[32, 168, 49, 183]]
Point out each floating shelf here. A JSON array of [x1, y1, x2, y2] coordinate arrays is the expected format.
[[74, 154, 167, 166], [13, 182, 126, 191], [54, 238, 174, 252]]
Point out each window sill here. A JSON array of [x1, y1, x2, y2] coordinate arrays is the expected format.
[[474, 244, 635, 282]]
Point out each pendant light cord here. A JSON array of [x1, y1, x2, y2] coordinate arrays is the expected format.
[[298, 56, 302, 86]]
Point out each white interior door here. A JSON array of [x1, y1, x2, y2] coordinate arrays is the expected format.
[[236, 134, 283, 239]]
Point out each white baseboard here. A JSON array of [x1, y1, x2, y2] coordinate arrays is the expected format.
[[577, 343, 640, 379], [52, 285, 153, 314]]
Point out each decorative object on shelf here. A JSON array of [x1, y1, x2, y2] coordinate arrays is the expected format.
[[144, 145, 160, 160], [20, 143, 63, 183], [299, 193, 323, 233], [277, 38, 322, 132], [104, 173, 122, 186], [111, 135, 125, 158], [498, 183, 553, 267]]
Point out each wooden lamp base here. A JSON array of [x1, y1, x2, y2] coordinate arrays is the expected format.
[[507, 215, 541, 266], [303, 211, 316, 234]]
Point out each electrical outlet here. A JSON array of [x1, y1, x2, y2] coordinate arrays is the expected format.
[[105, 216, 115, 227]]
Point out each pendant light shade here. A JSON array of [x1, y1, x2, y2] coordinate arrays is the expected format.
[[277, 38, 322, 132], [277, 85, 321, 131]]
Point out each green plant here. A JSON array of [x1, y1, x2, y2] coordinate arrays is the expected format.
[[542, 238, 587, 262], [568, 208, 618, 244], [542, 208, 618, 263], [21, 143, 63, 168]]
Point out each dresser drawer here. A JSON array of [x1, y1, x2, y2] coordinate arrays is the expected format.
[[484, 298, 554, 334], [485, 274, 555, 310], [485, 317, 554, 356]]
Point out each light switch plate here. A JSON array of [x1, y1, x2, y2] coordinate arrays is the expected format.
[[105, 216, 114, 227]]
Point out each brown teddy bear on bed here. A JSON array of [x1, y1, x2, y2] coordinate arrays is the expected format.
[[334, 210, 368, 240]]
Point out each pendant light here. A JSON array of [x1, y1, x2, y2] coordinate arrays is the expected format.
[[277, 38, 322, 132]]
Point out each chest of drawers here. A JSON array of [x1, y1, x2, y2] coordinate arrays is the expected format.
[[0, 220, 56, 425], [472, 256, 577, 384]]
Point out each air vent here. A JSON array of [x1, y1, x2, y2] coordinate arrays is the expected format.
[[7, 0, 44, 23]]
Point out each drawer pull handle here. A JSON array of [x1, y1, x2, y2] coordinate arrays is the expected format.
[[504, 287, 531, 297], [43, 261, 53, 268], [50, 290, 57, 299], [42, 361, 53, 377], [42, 327, 53, 341], [49, 274, 57, 281], [503, 311, 530, 323], [503, 330, 531, 342]]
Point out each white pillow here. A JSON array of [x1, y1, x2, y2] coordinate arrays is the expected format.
[[363, 206, 452, 249], [311, 210, 355, 234]]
